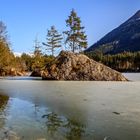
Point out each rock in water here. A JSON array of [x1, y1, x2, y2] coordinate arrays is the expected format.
[[42, 51, 127, 81]]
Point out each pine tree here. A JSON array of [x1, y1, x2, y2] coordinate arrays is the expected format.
[[0, 21, 15, 75], [32, 36, 44, 70], [0, 21, 7, 42], [33, 36, 42, 57], [64, 9, 87, 53], [42, 26, 62, 56], [0, 21, 13, 67]]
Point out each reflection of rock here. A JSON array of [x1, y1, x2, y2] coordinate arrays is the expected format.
[[42, 51, 127, 81]]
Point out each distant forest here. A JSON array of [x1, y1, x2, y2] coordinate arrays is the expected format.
[[85, 52, 140, 72]]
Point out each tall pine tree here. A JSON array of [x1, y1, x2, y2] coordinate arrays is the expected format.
[[0, 21, 14, 71], [33, 36, 42, 57], [32, 36, 44, 70], [0, 21, 7, 42], [64, 9, 87, 53], [42, 26, 62, 56]]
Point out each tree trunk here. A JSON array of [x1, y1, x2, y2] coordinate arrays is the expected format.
[[52, 48, 54, 56], [72, 41, 75, 53]]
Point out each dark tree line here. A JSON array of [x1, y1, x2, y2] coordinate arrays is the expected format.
[[85, 51, 140, 72]]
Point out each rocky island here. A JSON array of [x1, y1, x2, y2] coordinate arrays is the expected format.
[[41, 51, 127, 81]]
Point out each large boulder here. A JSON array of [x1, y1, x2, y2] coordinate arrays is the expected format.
[[0, 67, 27, 76], [9, 68, 28, 76], [41, 51, 127, 81]]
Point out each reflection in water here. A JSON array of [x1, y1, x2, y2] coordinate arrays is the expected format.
[[0, 96, 86, 140], [0, 93, 9, 137], [1, 78, 140, 139], [65, 119, 85, 140], [43, 112, 64, 135], [0, 94, 9, 128], [42, 112, 85, 140], [0, 94, 9, 109]]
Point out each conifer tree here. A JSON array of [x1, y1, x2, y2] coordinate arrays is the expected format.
[[64, 9, 87, 53], [0, 21, 14, 71], [0, 21, 7, 42], [33, 37, 42, 57], [42, 26, 62, 56], [32, 36, 44, 70]]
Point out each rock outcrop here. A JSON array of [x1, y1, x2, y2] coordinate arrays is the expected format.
[[9, 68, 27, 76], [41, 51, 127, 81], [0, 67, 27, 76]]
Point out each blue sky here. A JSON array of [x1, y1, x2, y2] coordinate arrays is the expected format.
[[0, 0, 140, 53]]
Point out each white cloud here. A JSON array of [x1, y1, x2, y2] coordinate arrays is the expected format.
[[14, 52, 22, 57]]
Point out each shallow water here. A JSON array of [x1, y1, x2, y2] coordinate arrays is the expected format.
[[0, 74, 140, 139], [123, 73, 140, 81]]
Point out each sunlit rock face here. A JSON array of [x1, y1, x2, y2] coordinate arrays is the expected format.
[[0, 67, 27, 76], [42, 51, 127, 81]]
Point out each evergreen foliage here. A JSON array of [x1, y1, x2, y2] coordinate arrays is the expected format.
[[0, 21, 15, 75], [85, 51, 140, 72], [64, 9, 87, 52], [33, 37, 42, 57], [0, 21, 7, 41], [42, 26, 62, 56], [21, 53, 32, 71]]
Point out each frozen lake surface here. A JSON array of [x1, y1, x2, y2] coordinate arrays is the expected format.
[[0, 73, 140, 140], [123, 73, 140, 81]]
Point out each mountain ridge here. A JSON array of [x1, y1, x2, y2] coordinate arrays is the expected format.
[[86, 10, 140, 54]]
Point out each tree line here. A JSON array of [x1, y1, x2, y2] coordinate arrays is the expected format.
[[85, 51, 140, 72]]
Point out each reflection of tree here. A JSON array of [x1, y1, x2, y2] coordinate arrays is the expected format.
[[64, 119, 85, 140], [42, 112, 85, 140], [0, 94, 9, 110], [0, 94, 9, 129], [42, 112, 63, 135]]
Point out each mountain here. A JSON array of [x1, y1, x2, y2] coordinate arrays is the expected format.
[[86, 10, 140, 54]]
